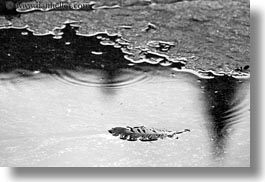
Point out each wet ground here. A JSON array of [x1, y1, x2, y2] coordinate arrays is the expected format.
[[0, 0, 250, 73], [0, 0, 250, 167]]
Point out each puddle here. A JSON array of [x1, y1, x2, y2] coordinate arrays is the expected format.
[[0, 23, 250, 167]]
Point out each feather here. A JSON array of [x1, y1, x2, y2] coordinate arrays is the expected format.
[[108, 126, 190, 142]]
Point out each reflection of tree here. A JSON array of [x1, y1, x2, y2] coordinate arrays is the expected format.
[[201, 75, 241, 157]]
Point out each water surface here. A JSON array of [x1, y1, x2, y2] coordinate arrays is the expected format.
[[0, 23, 250, 167]]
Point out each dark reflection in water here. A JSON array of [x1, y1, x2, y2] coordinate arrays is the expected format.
[[0, 24, 123, 88], [0, 23, 185, 90], [200, 72, 248, 157], [0, 23, 249, 160], [0, 24, 120, 72]]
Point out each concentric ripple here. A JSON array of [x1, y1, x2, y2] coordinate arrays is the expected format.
[[52, 69, 152, 88]]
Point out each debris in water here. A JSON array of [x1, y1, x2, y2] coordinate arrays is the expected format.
[[108, 126, 190, 142]]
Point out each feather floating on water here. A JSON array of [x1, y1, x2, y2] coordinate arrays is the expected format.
[[108, 126, 190, 142]]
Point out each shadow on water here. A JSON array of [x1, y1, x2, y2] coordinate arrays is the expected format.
[[200, 72, 249, 158], [0, 23, 249, 162]]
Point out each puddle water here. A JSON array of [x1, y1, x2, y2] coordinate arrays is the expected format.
[[0, 23, 250, 167]]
